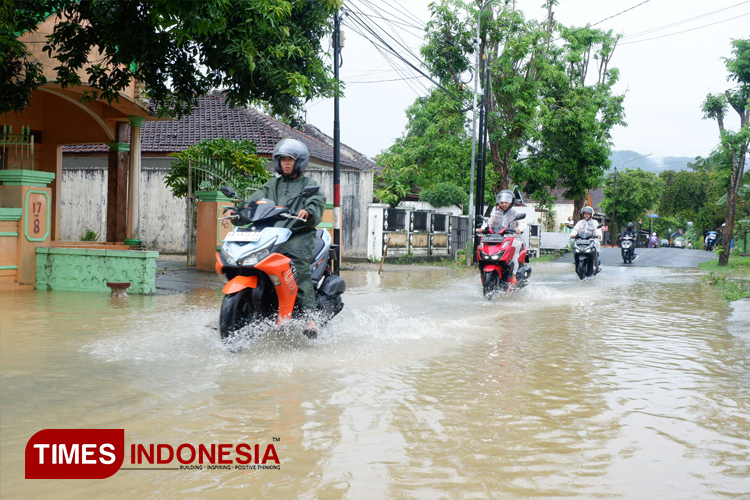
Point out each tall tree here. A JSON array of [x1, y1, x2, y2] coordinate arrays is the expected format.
[[484, 3, 552, 193], [2, 0, 340, 121], [514, 26, 625, 221], [702, 38, 750, 266]]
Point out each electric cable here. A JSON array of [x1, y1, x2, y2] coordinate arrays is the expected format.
[[620, 11, 750, 45]]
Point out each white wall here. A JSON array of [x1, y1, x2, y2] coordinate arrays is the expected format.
[[61, 158, 373, 257]]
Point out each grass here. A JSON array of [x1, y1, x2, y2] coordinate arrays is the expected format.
[[701, 272, 750, 301], [698, 255, 750, 278]]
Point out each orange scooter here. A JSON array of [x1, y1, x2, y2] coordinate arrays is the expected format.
[[215, 186, 345, 342]]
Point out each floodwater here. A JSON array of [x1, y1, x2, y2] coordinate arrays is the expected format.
[[1, 262, 749, 499]]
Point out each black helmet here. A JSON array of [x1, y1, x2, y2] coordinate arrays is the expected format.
[[496, 189, 514, 206], [273, 139, 310, 176], [627, 222, 634, 229], [581, 206, 594, 216]]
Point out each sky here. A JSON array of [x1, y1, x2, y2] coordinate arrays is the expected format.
[[304, 0, 750, 162]]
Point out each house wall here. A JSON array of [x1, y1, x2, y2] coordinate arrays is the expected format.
[[60, 158, 373, 257], [307, 168, 373, 259]]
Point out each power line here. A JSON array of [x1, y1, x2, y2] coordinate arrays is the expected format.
[[350, 75, 424, 84], [554, 0, 652, 41], [343, 7, 458, 99], [588, 0, 652, 28], [621, 0, 750, 40], [343, 15, 429, 96], [620, 12, 750, 45]]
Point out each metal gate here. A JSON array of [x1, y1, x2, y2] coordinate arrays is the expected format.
[[185, 157, 266, 266], [450, 216, 470, 259], [0, 125, 35, 170]]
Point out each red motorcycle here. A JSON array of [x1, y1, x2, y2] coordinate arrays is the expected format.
[[475, 213, 532, 296]]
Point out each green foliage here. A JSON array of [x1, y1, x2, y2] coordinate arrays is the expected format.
[[702, 37, 750, 266], [421, 0, 474, 86], [419, 182, 468, 208], [600, 168, 663, 231], [164, 138, 270, 199], [701, 272, 750, 301], [375, 88, 471, 206], [658, 169, 710, 220], [512, 26, 625, 210], [3, 0, 339, 122], [80, 227, 99, 241], [486, 7, 552, 191]]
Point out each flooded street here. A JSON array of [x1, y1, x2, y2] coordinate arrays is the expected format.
[[1, 262, 749, 499]]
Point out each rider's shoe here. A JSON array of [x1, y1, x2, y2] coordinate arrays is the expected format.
[[303, 321, 318, 339]]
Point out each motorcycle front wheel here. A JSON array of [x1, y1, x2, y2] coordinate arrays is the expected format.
[[576, 259, 586, 280], [219, 288, 255, 342], [483, 271, 501, 297]]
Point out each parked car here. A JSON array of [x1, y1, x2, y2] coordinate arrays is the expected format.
[[660, 239, 670, 247], [673, 237, 685, 249]]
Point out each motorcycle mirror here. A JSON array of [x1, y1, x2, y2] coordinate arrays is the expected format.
[[474, 215, 485, 223], [220, 186, 237, 199], [514, 213, 526, 220], [597, 223, 603, 228], [300, 185, 320, 198]]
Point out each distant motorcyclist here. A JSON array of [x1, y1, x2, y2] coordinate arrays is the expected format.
[[570, 206, 602, 270], [477, 189, 527, 284], [224, 138, 326, 338], [620, 222, 637, 256]]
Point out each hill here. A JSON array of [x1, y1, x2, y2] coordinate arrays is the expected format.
[[608, 151, 696, 174]]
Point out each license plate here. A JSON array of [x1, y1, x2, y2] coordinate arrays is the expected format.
[[225, 231, 260, 242]]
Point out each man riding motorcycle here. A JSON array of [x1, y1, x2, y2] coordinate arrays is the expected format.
[[570, 206, 602, 271], [224, 138, 326, 338], [620, 222, 637, 258], [477, 189, 527, 285]]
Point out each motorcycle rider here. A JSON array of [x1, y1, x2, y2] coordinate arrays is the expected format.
[[477, 189, 527, 284], [570, 206, 602, 270], [224, 138, 326, 338], [620, 221, 637, 257]]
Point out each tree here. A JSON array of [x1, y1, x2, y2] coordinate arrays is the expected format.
[[375, 88, 472, 206], [2, 0, 340, 122], [164, 138, 270, 199], [419, 182, 468, 210], [514, 26, 625, 222], [702, 38, 750, 266], [599, 168, 663, 234], [658, 169, 710, 220], [485, 4, 552, 193]]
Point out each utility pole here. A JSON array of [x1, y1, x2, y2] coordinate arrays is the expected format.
[[333, 11, 342, 274], [468, 0, 498, 265]]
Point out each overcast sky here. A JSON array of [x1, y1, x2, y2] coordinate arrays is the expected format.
[[304, 0, 749, 162]]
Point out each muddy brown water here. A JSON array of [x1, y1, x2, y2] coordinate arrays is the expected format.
[[1, 262, 748, 499]]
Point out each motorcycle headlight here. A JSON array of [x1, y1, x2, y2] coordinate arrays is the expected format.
[[220, 248, 237, 266], [479, 250, 489, 260], [237, 238, 277, 266]]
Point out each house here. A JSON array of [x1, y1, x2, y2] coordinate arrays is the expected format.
[[61, 94, 377, 257]]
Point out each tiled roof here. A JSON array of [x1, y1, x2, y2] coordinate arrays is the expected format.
[[63, 95, 372, 171]]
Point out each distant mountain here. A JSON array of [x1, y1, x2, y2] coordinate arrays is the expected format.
[[608, 150, 696, 174]]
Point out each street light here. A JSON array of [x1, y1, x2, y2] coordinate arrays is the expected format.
[[467, 0, 497, 265], [612, 153, 651, 244]]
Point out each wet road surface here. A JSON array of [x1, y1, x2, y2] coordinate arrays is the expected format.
[[1, 259, 748, 499]]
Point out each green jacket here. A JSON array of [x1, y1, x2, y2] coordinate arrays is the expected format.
[[246, 174, 326, 235]]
